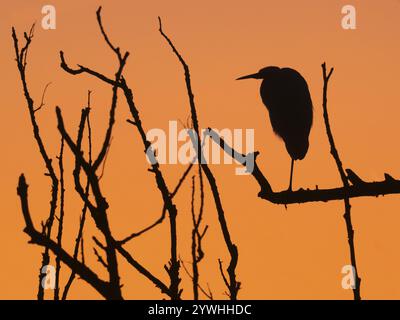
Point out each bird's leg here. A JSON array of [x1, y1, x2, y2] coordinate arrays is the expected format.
[[288, 158, 294, 191]]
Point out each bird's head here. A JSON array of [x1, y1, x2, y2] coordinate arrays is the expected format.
[[236, 66, 280, 80]]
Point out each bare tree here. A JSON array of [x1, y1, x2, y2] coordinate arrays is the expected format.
[[13, 6, 233, 300], [14, 6, 398, 301]]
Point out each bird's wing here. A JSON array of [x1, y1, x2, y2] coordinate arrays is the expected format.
[[260, 68, 313, 159], [262, 68, 313, 135]]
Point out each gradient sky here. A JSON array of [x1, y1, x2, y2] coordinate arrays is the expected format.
[[1, 0, 400, 299]]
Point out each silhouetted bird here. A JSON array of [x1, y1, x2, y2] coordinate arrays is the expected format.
[[237, 66, 313, 191]]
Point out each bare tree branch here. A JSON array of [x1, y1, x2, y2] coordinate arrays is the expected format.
[[159, 17, 240, 300], [62, 93, 93, 300], [54, 137, 65, 300], [12, 25, 59, 300], [60, 51, 116, 86], [112, 241, 171, 296], [119, 76, 182, 298], [118, 163, 194, 245], [190, 174, 207, 300], [321, 62, 361, 300], [207, 128, 400, 204], [56, 106, 123, 299]]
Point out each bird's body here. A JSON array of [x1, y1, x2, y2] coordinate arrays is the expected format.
[[237, 66, 313, 190], [259, 67, 313, 160]]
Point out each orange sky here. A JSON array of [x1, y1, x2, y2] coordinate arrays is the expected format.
[[1, 0, 400, 299]]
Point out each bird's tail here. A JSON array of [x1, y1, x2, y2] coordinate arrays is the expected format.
[[285, 137, 309, 161]]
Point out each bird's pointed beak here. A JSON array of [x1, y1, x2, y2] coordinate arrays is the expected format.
[[236, 72, 260, 80]]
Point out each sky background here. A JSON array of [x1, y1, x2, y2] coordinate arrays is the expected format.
[[1, 0, 400, 299]]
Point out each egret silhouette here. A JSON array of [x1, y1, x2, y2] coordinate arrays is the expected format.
[[237, 66, 313, 191]]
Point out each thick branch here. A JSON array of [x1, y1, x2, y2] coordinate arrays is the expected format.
[[208, 128, 400, 204]]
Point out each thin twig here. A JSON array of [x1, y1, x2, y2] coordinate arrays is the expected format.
[[190, 172, 207, 300], [180, 258, 213, 300], [190, 176, 199, 300], [54, 137, 65, 300], [94, 247, 108, 269], [34, 82, 52, 113], [98, 137, 113, 181], [117, 163, 194, 245], [80, 238, 85, 266]]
